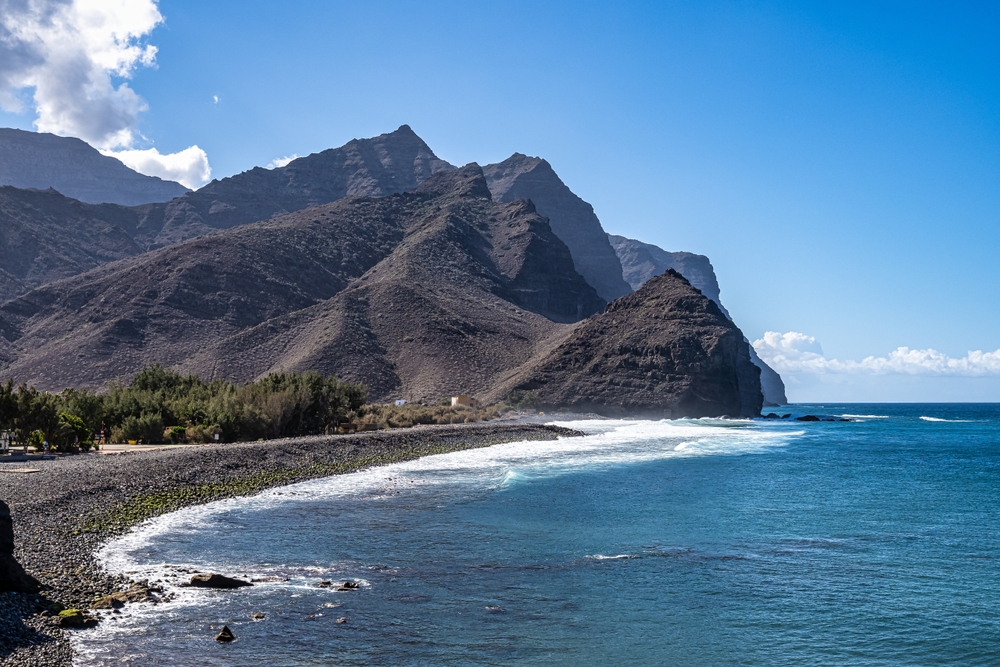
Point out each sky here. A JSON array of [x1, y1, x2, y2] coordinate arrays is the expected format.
[[0, 0, 998, 402]]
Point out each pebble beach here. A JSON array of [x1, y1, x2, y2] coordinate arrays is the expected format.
[[0, 423, 578, 666]]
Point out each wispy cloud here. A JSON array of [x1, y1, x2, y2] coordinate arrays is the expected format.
[[753, 331, 1000, 376], [267, 154, 299, 169], [0, 0, 211, 187]]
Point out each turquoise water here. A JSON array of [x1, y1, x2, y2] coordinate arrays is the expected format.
[[76, 405, 1000, 665]]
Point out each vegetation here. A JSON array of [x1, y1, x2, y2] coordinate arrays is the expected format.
[[0, 365, 366, 450], [357, 402, 503, 428]]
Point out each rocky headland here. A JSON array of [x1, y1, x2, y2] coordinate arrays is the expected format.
[[609, 234, 787, 406], [503, 270, 763, 418]]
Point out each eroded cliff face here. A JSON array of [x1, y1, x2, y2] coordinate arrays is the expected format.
[[609, 234, 787, 406], [0, 128, 188, 206], [507, 269, 763, 418], [0, 499, 37, 593], [484, 155, 632, 303]]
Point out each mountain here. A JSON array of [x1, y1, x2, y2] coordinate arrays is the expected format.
[[484, 154, 632, 303], [608, 234, 787, 406], [128, 124, 455, 248], [0, 166, 604, 397], [0, 128, 188, 205], [0, 187, 144, 302], [501, 269, 763, 418]]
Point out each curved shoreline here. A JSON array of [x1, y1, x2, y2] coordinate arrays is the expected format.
[[0, 422, 580, 667]]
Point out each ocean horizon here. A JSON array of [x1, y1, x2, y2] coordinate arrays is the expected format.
[[73, 404, 1000, 665]]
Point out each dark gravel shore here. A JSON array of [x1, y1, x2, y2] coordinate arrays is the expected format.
[[0, 423, 579, 666]]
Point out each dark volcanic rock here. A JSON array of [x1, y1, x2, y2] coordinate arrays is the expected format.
[[0, 500, 38, 593], [185, 574, 253, 589], [508, 269, 763, 418], [0, 128, 188, 205], [485, 154, 631, 303], [215, 625, 236, 642], [609, 234, 787, 406]]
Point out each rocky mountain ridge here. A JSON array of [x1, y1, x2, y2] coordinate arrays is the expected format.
[[0, 128, 188, 206]]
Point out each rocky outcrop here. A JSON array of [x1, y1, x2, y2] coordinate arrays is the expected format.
[[506, 270, 763, 418], [609, 234, 787, 405], [184, 574, 253, 589], [0, 499, 37, 592], [0, 128, 188, 205], [484, 154, 632, 303]]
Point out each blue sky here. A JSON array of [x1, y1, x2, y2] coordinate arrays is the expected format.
[[1, 0, 998, 401]]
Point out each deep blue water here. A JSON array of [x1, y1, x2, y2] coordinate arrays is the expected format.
[[76, 405, 1000, 665]]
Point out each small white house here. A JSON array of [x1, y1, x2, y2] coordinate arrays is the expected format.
[[395, 399, 407, 407]]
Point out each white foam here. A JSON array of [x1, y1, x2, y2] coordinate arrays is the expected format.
[[97, 419, 801, 580], [919, 416, 973, 423], [840, 414, 891, 419]]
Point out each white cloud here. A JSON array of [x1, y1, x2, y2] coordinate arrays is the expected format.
[[0, 0, 212, 186], [106, 145, 209, 189], [267, 154, 299, 169], [753, 331, 1000, 376]]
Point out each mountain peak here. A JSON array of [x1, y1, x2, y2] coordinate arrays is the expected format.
[[413, 163, 491, 199]]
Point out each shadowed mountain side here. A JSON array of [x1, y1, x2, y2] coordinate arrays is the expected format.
[[0, 187, 145, 302], [0, 166, 603, 394], [502, 270, 763, 419], [0, 128, 188, 205], [484, 154, 632, 303], [609, 234, 787, 406], [189, 167, 602, 401], [0, 197, 410, 390], [129, 125, 455, 248]]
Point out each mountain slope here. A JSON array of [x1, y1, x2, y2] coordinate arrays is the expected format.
[[0, 166, 604, 396], [0, 187, 144, 302], [609, 234, 787, 405], [503, 269, 763, 418], [484, 154, 632, 302], [128, 125, 455, 248], [0, 128, 188, 205]]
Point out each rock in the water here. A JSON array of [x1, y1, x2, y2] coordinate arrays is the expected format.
[[184, 573, 253, 589], [337, 580, 359, 591], [316, 580, 334, 588], [506, 269, 763, 418], [251, 612, 265, 620], [795, 415, 821, 422], [0, 499, 39, 592], [215, 625, 236, 642], [91, 582, 163, 608], [56, 609, 98, 628]]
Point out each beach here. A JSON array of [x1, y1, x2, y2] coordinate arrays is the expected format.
[[0, 422, 579, 667]]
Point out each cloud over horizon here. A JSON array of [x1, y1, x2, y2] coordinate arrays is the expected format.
[[754, 331, 1000, 377], [0, 0, 211, 186]]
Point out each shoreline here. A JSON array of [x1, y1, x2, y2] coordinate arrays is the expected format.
[[0, 422, 581, 667]]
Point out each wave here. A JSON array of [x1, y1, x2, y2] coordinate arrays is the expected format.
[[919, 416, 974, 423], [840, 414, 891, 419], [586, 554, 639, 560], [98, 419, 802, 580]]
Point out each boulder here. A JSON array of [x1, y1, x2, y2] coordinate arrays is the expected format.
[[184, 573, 253, 589], [0, 499, 39, 592], [215, 625, 236, 642], [795, 415, 821, 422], [56, 609, 98, 629]]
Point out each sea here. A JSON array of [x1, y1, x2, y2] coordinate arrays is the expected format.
[[72, 404, 1000, 666]]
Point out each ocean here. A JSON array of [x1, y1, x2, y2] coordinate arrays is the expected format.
[[73, 404, 1000, 665]]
